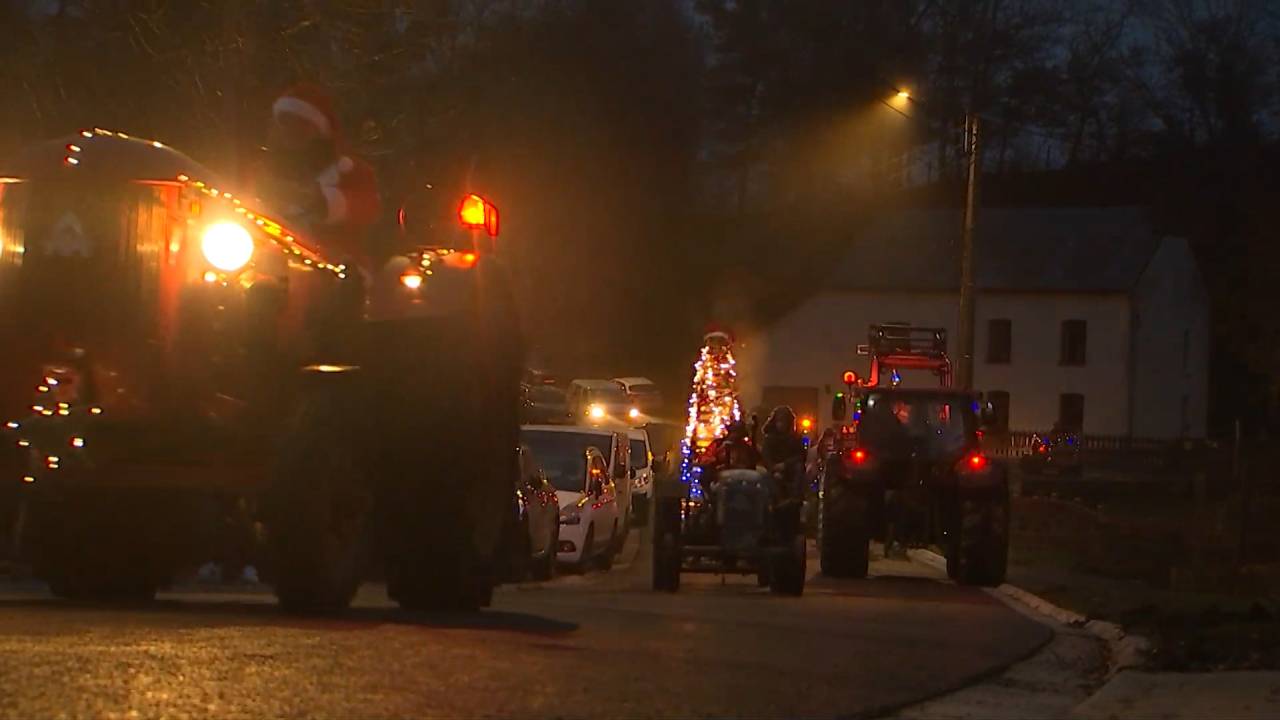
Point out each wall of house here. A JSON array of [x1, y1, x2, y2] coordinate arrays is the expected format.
[[1130, 237, 1210, 438], [974, 292, 1132, 435], [740, 289, 1134, 435], [736, 291, 957, 420]]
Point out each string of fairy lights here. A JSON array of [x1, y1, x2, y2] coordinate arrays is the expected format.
[[67, 128, 347, 279], [679, 333, 741, 501]]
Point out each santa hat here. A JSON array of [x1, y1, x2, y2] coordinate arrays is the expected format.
[[272, 83, 339, 138]]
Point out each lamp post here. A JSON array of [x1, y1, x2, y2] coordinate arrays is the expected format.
[[886, 90, 981, 390], [957, 112, 980, 391]]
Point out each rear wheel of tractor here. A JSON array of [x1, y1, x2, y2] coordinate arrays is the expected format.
[[756, 561, 772, 587], [819, 478, 870, 579], [771, 533, 807, 596], [652, 498, 682, 592], [385, 486, 496, 612], [532, 524, 558, 582], [27, 496, 165, 603], [949, 490, 1010, 587], [633, 494, 650, 527], [579, 525, 596, 572], [389, 548, 494, 612], [510, 520, 533, 582], [265, 392, 370, 613]]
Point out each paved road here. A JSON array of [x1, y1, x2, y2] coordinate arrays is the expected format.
[[0, 536, 1049, 719]]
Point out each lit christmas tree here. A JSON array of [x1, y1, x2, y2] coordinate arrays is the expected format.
[[679, 330, 741, 498]]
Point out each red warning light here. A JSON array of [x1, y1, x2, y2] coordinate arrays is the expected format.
[[458, 194, 500, 237], [842, 370, 858, 385]]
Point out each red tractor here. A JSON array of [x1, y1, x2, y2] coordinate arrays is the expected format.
[[818, 324, 1009, 585], [0, 130, 522, 610]]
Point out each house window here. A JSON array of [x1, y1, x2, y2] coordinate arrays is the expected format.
[[1059, 393, 1085, 431], [1060, 320, 1087, 366], [987, 391, 1010, 432], [986, 319, 1012, 364]]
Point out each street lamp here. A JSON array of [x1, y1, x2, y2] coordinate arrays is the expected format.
[[885, 89, 980, 391], [957, 113, 980, 392]]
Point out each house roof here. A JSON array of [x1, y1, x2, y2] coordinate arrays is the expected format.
[[828, 207, 1160, 293]]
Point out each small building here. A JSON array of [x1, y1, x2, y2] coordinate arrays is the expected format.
[[737, 207, 1210, 439]]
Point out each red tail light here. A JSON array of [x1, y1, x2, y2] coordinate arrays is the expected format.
[[849, 448, 869, 465], [964, 452, 988, 471]]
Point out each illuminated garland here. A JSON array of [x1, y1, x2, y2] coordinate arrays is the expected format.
[[678, 332, 741, 499], [67, 128, 346, 279]]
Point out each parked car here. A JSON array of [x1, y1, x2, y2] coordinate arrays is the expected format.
[[522, 383, 571, 424], [503, 444, 561, 581], [613, 377, 663, 420], [567, 379, 639, 425], [522, 425, 631, 570], [627, 428, 655, 526]]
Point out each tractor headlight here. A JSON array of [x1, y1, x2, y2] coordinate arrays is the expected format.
[[201, 222, 254, 272], [400, 271, 424, 290], [588, 404, 606, 420]]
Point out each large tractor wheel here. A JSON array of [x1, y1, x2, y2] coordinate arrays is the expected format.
[[382, 446, 498, 612], [770, 502, 807, 596], [632, 493, 651, 527], [770, 533, 807, 596], [264, 386, 370, 613], [652, 497, 682, 592], [26, 489, 198, 603], [531, 524, 558, 582], [388, 544, 495, 612], [819, 475, 871, 579], [948, 488, 1010, 587]]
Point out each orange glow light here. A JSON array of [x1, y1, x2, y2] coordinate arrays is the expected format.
[[460, 252, 478, 268], [458, 193, 499, 236], [800, 417, 813, 431], [459, 194, 487, 227]]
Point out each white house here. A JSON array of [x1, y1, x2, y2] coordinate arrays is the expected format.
[[737, 207, 1210, 439]]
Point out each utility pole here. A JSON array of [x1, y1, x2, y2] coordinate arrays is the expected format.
[[956, 112, 980, 390]]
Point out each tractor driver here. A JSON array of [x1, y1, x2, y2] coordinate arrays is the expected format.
[[699, 421, 761, 476]]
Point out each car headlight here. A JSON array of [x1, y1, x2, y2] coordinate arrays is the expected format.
[[201, 221, 254, 272], [588, 404, 606, 420], [559, 507, 582, 525]]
